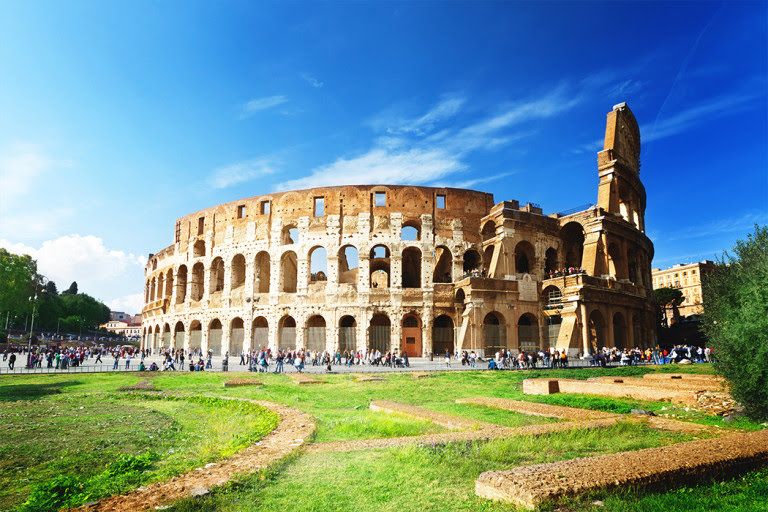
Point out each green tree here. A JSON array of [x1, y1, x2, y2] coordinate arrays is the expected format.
[[700, 225, 768, 420], [62, 281, 78, 295], [59, 293, 110, 330], [0, 248, 38, 320], [653, 287, 684, 327]]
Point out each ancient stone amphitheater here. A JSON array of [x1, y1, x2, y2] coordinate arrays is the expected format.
[[142, 103, 655, 358]]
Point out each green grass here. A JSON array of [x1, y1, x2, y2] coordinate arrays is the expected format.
[[1, 364, 765, 511], [0, 388, 278, 511]]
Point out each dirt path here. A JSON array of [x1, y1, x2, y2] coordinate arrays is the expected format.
[[75, 398, 315, 512]]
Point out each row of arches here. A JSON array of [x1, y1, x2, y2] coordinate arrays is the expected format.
[[146, 244, 489, 305], [143, 313, 459, 356]]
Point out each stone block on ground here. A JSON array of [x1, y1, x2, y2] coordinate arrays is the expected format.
[[522, 379, 560, 395], [289, 373, 323, 385]]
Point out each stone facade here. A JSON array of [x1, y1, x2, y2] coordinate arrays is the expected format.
[[652, 260, 716, 318], [141, 103, 656, 357]]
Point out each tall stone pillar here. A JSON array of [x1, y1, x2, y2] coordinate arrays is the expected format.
[[391, 254, 403, 289], [359, 254, 371, 292], [580, 303, 591, 356], [221, 320, 231, 357], [326, 254, 339, 294], [222, 263, 232, 309]]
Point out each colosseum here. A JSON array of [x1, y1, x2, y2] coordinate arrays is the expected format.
[[141, 102, 655, 358]]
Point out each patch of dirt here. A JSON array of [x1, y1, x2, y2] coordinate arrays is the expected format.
[[354, 375, 384, 382], [456, 397, 618, 421], [75, 398, 315, 512], [118, 380, 158, 392], [289, 373, 323, 385], [223, 378, 264, 388], [475, 429, 768, 510], [370, 400, 491, 430]]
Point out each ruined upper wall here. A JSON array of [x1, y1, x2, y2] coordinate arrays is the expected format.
[[171, 185, 495, 255]]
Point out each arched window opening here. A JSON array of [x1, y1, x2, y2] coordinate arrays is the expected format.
[[338, 315, 357, 352], [462, 249, 482, 275], [162, 323, 171, 348], [175, 266, 187, 304], [189, 320, 202, 348], [191, 263, 204, 301], [305, 315, 326, 352], [252, 317, 269, 349], [145, 279, 151, 303], [281, 251, 298, 293], [432, 245, 452, 283], [193, 240, 206, 257], [481, 221, 496, 242], [514, 241, 535, 274], [483, 245, 495, 277], [230, 317, 245, 356], [150, 277, 156, 302], [401, 221, 420, 241], [254, 251, 270, 293], [165, 269, 174, 299], [370, 245, 390, 289], [483, 312, 506, 355], [432, 315, 454, 356], [542, 285, 563, 308], [338, 245, 359, 285], [157, 274, 165, 301], [282, 224, 299, 245], [560, 222, 585, 269], [546, 315, 562, 347], [173, 321, 185, 348], [279, 315, 296, 350], [309, 246, 328, 283], [210, 257, 225, 293], [208, 319, 223, 356], [231, 254, 246, 290], [402, 247, 422, 288], [369, 314, 391, 353], [544, 247, 558, 274], [517, 313, 539, 352]]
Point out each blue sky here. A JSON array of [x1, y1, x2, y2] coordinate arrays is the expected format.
[[0, 1, 766, 313]]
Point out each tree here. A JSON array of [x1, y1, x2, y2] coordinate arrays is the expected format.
[[0, 248, 38, 319], [653, 287, 684, 327], [44, 281, 58, 295], [62, 281, 78, 295], [700, 225, 768, 420]]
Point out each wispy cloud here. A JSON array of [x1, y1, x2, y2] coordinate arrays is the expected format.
[[300, 72, 324, 88], [240, 95, 288, 118], [667, 211, 768, 241], [208, 158, 276, 188], [433, 171, 517, 190], [282, 83, 585, 190]]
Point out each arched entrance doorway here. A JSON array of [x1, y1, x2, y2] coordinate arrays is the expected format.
[[305, 315, 326, 353], [230, 317, 244, 356], [613, 312, 626, 349], [252, 317, 268, 349], [278, 316, 296, 351], [369, 314, 391, 353], [208, 319, 223, 356], [401, 314, 422, 357], [517, 313, 539, 352], [432, 315, 454, 356], [338, 316, 357, 352], [483, 312, 506, 356]]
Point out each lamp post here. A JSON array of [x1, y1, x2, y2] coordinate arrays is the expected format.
[[27, 294, 37, 367]]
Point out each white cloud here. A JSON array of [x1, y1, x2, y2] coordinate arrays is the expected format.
[[434, 171, 517, 190], [208, 158, 276, 189], [0, 235, 145, 310], [300, 72, 324, 88], [240, 95, 288, 118], [277, 148, 464, 191], [387, 95, 466, 136], [108, 293, 145, 315]]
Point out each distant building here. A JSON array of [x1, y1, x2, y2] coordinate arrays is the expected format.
[[102, 312, 142, 337], [652, 261, 717, 318], [110, 311, 132, 322]]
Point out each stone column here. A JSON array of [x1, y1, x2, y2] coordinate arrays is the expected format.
[[391, 311, 402, 354], [221, 319, 231, 357], [202, 265, 212, 303], [183, 326, 191, 354], [422, 310, 433, 357], [580, 303, 591, 355], [391, 253, 402, 289], [326, 254, 339, 294], [297, 253, 309, 295], [243, 316, 253, 354], [201, 322, 209, 354], [295, 313, 305, 351], [359, 254, 371, 292], [244, 257, 255, 298], [269, 250, 281, 304], [222, 263, 232, 309]]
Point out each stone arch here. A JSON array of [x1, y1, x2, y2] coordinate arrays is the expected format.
[[308, 246, 328, 283], [254, 251, 270, 293], [189, 320, 202, 348], [208, 318, 223, 356], [542, 285, 562, 307], [560, 222, 585, 269], [544, 247, 558, 274], [608, 242, 625, 279], [402, 246, 422, 288], [432, 314, 454, 356], [282, 224, 299, 245], [281, 251, 298, 293], [278, 315, 296, 351], [176, 265, 187, 304], [517, 313, 539, 352], [455, 288, 466, 315], [145, 279, 151, 303], [483, 312, 506, 355], [432, 245, 452, 283], [162, 322, 171, 348], [401, 220, 420, 241], [165, 269, 174, 299], [401, 313, 422, 356], [613, 311, 627, 349], [305, 315, 326, 352], [338, 315, 357, 352], [483, 245, 495, 275], [157, 273, 165, 301], [173, 321, 185, 348], [463, 249, 482, 274], [514, 241, 535, 274], [369, 313, 391, 353], [150, 277, 156, 302], [252, 316, 269, 349], [588, 310, 606, 352], [230, 317, 245, 356], [370, 245, 390, 289], [481, 220, 496, 242], [338, 245, 359, 285], [231, 254, 246, 290], [210, 257, 225, 293], [191, 262, 204, 301], [193, 240, 206, 257]]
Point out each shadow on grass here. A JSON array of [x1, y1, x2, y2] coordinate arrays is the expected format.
[[0, 380, 82, 401]]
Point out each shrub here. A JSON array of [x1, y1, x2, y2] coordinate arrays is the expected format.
[[701, 225, 768, 420]]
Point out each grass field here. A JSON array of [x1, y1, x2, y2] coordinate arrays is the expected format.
[[0, 364, 765, 511]]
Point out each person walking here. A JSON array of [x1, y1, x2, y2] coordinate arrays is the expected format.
[[8, 352, 16, 370]]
